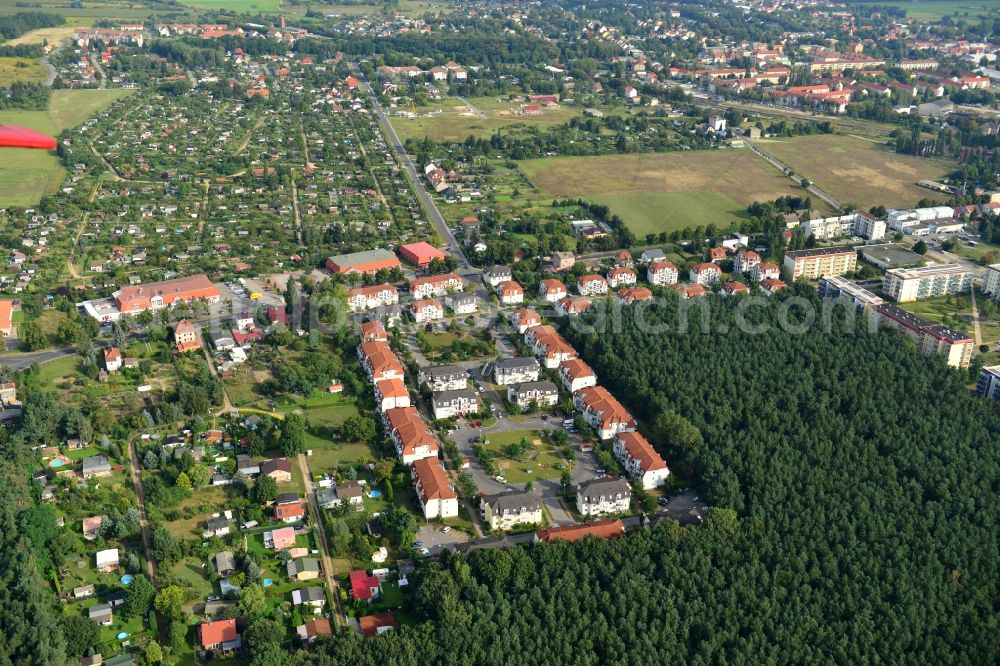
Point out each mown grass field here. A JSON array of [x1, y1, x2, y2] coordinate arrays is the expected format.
[[518, 149, 818, 236], [0, 89, 132, 207], [4, 20, 90, 46], [0, 57, 47, 86], [759, 133, 953, 210], [392, 96, 587, 143]]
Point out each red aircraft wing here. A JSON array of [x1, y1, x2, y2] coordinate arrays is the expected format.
[[0, 125, 57, 150]]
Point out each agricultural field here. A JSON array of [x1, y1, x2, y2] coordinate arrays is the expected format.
[[392, 96, 592, 143], [176, 0, 280, 11], [0, 56, 48, 86], [518, 149, 819, 236], [868, 0, 1000, 18], [0, 89, 134, 207], [0, 0, 155, 19], [759, 133, 953, 210], [4, 20, 90, 46]]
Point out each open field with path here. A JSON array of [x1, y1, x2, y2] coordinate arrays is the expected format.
[[518, 149, 821, 235], [759, 134, 952, 209], [392, 96, 590, 143], [4, 20, 91, 45], [176, 0, 280, 10], [0, 89, 133, 207]]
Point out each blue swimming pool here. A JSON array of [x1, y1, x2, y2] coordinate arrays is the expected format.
[[116, 632, 129, 640], [49, 459, 64, 468], [262, 578, 273, 587], [368, 490, 383, 498], [120, 574, 133, 585]]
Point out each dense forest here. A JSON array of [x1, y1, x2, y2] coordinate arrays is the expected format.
[[0, 11, 63, 40], [280, 288, 999, 666]]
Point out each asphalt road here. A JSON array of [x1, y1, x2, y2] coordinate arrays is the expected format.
[[350, 63, 473, 272], [0, 347, 76, 369]]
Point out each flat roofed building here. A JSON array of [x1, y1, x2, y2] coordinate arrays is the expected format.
[[783, 247, 857, 281], [859, 243, 925, 270], [399, 241, 445, 267], [869, 303, 973, 368], [818, 276, 884, 316], [976, 365, 1000, 401], [883, 264, 972, 303], [326, 249, 401, 275]]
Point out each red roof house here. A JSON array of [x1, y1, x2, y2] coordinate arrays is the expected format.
[[349, 570, 382, 602]]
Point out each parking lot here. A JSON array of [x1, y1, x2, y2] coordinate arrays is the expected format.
[[415, 523, 470, 556]]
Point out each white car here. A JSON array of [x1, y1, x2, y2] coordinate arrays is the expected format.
[[441, 526, 451, 534]]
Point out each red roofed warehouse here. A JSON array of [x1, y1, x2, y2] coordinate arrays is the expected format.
[[399, 241, 446, 267], [326, 249, 401, 275], [111, 274, 220, 316]]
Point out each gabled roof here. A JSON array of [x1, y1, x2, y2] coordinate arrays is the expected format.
[[536, 518, 625, 543], [201, 618, 238, 648]]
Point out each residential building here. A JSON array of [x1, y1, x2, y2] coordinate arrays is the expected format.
[[265, 526, 296, 549], [83, 273, 221, 321], [0, 381, 15, 405], [399, 241, 445, 267], [883, 264, 973, 302], [409, 273, 463, 299], [359, 612, 397, 637], [360, 320, 388, 343], [576, 478, 632, 516], [335, 481, 365, 510], [481, 490, 543, 530], [411, 458, 458, 519], [690, 263, 722, 285], [976, 366, 1000, 401], [201, 619, 241, 652], [82, 515, 106, 540], [573, 386, 636, 440], [95, 548, 119, 572], [445, 292, 477, 314], [722, 281, 750, 296], [647, 260, 679, 286], [104, 348, 123, 373], [708, 247, 728, 263], [783, 247, 857, 281], [559, 358, 597, 393], [483, 265, 512, 287], [374, 378, 410, 411], [538, 279, 567, 302], [751, 262, 780, 283], [496, 281, 524, 305], [577, 274, 609, 296], [174, 319, 202, 353], [869, 303, 974, 368], [214, 551, 235, 576], [357, 341, 404, 381], [853, 210, 886, 240], [291, 586, 327, 609], [507, 380, 559, 409], [555, 296, 592, 316], [348, 284, 399, 312], [236, 454, 260, 476], [617, 287, 653, 304], [260, 457, 293, 483], [818, 276, 884, 316], [639, 249, 666, 264], [509, 308, 541, 334], [431, 389, 480, 420], [527, 326, 577, 368], [349, 570, 382, 602], [204, 516, 230, 538], [326, 249, 401, 275], [550, 251, 575, 272], [493, 357, 540, 385], [287, 558, 321, 581], [410, 299, 444, 323], [384, 407, 439, 464], [981, 264, 1000, 298], [735, 250, 761, 273], [418, 364, 467, 391], [613, 432, 670, 489], [274, 501, 305, 523], [297, 618, 333, 644], [82, 455, 111, 479], [760, 279, 787, 295], [89, 603, 113, 626], [606, 267, 637, 288]]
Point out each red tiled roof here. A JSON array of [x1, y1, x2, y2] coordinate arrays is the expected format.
[[201, 619, 238, 649], [412, 457, 456, 501], [349, 570, 381, 601], [536, 519, 625, 543]]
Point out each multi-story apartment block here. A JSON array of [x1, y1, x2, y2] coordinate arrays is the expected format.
[[818, 276, 884, 316], [418, 364, 467, 392], [783, 247, 857, 281], [883, 264, 972, 303], [493, 357, 540, 385], [573, 386, 636, 440], [869, 303, 974, 368], [538, 279, 568, 302], [576, 477, 632, 516], [409, 273, 464, 299], [412, 458, 458, 519], [507, 380, 559, 409], [577, 274, 609, 296], [981, 264, 1000, 299], [482, 265, 512, 288], [384, 407, 439, 464], [734, 250, 761, 274], [347, 283, 399, 312], [689, 263, 722, 285], [431, 389, 480, 420], [606, 267, 637, 288], [976, 365, 1000, 401], [612, 432, 669, 489], [647, 260, 679, 286], [559, 358, 597, 393], [481, 491, 543, 531]]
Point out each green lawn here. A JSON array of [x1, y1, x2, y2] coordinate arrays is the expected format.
[[305, 440, 375, 473], [866, 0, 1000, 18], [588, 191, 751, 237], [901, 294, 974, 335], [36, 355, 80, 383], [49, 89, 135, 130], [479, 430, 570, 484]]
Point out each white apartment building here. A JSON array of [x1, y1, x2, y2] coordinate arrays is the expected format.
[[883, 264, 972, 302], [612, 432, 670, 489], [783, 247, 857, 281], [576, 478, 632, 516], [647, 260, 679, 286]]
